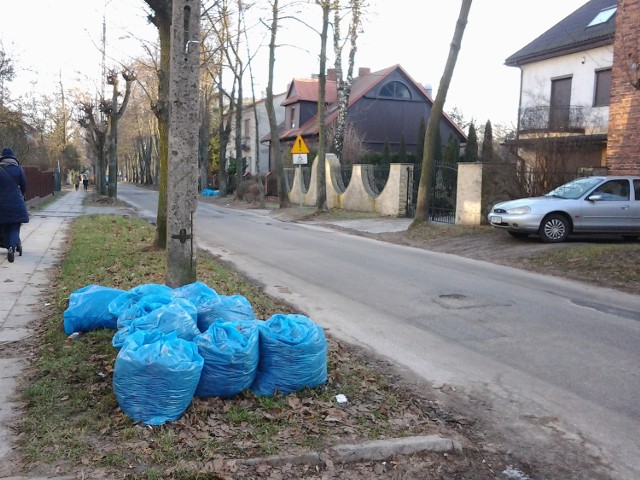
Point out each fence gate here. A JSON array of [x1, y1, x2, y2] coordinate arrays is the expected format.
[[406, 161, 458, 224]]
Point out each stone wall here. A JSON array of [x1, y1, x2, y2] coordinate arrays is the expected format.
[[456, 163, 515, 225], [288, 154, 413, 217]]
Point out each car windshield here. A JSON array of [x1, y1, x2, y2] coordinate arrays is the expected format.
[[545, 177, 603, 199]]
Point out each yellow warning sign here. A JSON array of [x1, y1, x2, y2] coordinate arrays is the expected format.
[[290, 135, 310, 154]]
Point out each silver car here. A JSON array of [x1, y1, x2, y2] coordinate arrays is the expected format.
[[488, 176, 640, 243]]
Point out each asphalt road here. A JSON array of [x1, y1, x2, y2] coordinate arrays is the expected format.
[[117, 183, 640, 479]]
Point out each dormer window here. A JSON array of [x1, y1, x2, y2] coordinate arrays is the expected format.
[[587, 6, 616, 27], [379, 81, 411, 99]]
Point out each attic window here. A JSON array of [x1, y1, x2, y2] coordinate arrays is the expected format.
[[587, 6, 616, 27], [379, 81, 411, 99]]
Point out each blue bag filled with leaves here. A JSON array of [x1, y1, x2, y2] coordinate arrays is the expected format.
[[63, 284, 126, 334], [112, 298, 200, 348], [251, 314, 328, 396], [197, 294, 254, 332], [113, 330, 204, 426], [172, 281, 219, 308], [108, 283, 173, 319], [194, 320, 259, 398]]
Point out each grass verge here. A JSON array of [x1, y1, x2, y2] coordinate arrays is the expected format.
[[16, 214, 461, 479]]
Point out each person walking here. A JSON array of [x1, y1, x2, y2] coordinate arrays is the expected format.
[[74, 173, 81, 191], [0, 148, 29, 263], [82, 174, 89, 191]]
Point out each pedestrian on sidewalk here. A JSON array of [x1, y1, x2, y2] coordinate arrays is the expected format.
[[0, 147, 29, 263], [74, 173, 81, 191], [82, 173, 89, 191]]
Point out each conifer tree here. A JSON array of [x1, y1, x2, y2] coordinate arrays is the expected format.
[[416, 118, 426, 164], [398, 135, 407, 163], [383, 139, 391, 164], [464, 123, 479, 162], [480, 119, 494, 162]]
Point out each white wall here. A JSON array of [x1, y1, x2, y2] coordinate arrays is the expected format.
[[519, 45, 613, 133], [227, 92, 286, 175]]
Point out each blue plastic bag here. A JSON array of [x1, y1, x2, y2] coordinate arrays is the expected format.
[[113, 330, 204, 425], [194, 320, 259, 398], [197, 294, 254, 332], [172, 281, 219, 308], [108, 283, 173, 318], [112, 298, 200, 348], [63, 285, 125, 334], [251, 314, 328, 396]]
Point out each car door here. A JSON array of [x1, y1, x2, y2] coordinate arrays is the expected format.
[[579, 179, 632, 232], [629, 179, 640, 233]]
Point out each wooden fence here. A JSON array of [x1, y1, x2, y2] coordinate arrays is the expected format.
[[23, 167, 55, 201]]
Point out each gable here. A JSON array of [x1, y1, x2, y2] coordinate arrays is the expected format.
[[505, 0, 616, 67]]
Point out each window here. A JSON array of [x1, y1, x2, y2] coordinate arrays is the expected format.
[[587, 6, 616, 27], [379, 81, 411, 99], [594, 68, 611, 107], [290, 107, 296, 129], [593, 180, 629, 201]]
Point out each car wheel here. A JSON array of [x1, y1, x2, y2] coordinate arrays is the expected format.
[[539, 214, 569, 243], [508, 231, 529, 239]]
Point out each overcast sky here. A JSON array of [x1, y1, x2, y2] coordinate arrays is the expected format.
[[1, 0, 588, 127]]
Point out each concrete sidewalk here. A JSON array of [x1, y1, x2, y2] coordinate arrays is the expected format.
[[0, 189, 92, 480]]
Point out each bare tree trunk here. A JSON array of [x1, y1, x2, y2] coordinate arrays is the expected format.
[[315, 0, 331, 211], [265, 0, 289, 207], [145, 0, 171, 249], [105, 70, 135, 199], [413, 0, 472, 225], [332, 0, 361, 161], [166, 0, 200, 287]]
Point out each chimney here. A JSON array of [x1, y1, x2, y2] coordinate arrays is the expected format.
[[327, 68, 336, 81], [358, 67, 371, 77]]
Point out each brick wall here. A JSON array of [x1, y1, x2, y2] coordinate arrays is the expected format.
[[607, 0, 640, 175]]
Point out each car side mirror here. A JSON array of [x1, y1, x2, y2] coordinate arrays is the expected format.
[[587, 194, 603, 201]]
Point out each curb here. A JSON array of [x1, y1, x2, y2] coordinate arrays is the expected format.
[[236, 434, 462, 467]]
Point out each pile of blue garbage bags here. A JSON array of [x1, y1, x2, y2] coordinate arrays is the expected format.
[[63, 282, 328, 426]]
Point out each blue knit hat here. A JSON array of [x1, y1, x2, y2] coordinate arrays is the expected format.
[[1, 148, 15, 159]]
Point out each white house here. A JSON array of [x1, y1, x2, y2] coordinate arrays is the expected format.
[[504, 0, 616, 175], [226, 92, 287, 175]]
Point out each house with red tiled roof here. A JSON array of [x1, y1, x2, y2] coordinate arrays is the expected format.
[[264, 65, 466, 163]]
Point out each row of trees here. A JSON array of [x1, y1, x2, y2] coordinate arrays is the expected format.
[[0, 1, 478, 247]]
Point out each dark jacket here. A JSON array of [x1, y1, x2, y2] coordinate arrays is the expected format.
[[0, 156, 29, 224]]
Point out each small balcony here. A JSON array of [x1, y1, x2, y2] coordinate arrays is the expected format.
[[519, 105, 586, 134]]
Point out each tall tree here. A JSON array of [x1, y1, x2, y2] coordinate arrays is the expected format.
[[332, 0, 363, 161], [315, 0, 332, 211], [78, 101, 107, 191], [265, 0, 289, 207], [413, 0, 471, 224], [480, 119, 494, 162], [102, 69, 135, 198], [144, 0, 171, 249], [464, 123, 478, 162]]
